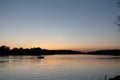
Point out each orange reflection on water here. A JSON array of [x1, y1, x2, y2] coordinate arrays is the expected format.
[[0, 55, 120, 80]]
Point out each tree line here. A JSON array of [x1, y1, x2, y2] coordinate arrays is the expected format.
[[0, 45, 83, 55], [0, 45, 120, 56]]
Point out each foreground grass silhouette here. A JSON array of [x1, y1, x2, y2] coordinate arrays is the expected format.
[[109, 75, 120, 80]]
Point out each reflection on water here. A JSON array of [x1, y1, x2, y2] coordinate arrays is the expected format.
[[0, 55, 120, 80]]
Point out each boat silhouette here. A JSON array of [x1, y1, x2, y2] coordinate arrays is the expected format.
[[37, 55, 44, 59]]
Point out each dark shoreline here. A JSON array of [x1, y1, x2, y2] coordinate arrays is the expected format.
[[0, 45, 120, 56]]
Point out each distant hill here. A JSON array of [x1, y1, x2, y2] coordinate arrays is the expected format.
[[87, 50, 120, 56]]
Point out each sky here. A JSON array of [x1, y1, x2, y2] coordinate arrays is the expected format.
[[0, 0, 120, 51]]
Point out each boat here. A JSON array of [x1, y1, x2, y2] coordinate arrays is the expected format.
[[37, 55, 44, 59]]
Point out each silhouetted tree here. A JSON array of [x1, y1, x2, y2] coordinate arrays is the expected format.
[[30, 47, 42, 55], [0, 45, 10, 55], [11, 48, 19, 55], [115, 0, 120, 30], [117, 0, 120, 8]]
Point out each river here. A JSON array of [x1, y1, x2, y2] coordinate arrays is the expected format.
[[0, 55, 120, 80]]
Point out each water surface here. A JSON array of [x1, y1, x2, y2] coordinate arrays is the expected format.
[[0, 55, 120, 80]]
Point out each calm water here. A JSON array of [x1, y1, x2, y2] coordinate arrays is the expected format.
[[0, 55, 120, 80]]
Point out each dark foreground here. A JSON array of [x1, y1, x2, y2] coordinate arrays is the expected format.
[[109, 75, 120, 80]]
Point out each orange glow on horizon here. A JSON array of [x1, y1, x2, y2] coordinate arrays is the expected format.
[[1, 40, 120, 52]]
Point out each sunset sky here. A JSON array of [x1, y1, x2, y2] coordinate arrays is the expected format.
[[0, 0, 120, 51]]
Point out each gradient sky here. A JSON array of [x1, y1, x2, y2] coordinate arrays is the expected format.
[[0, 0, 120, 51]]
